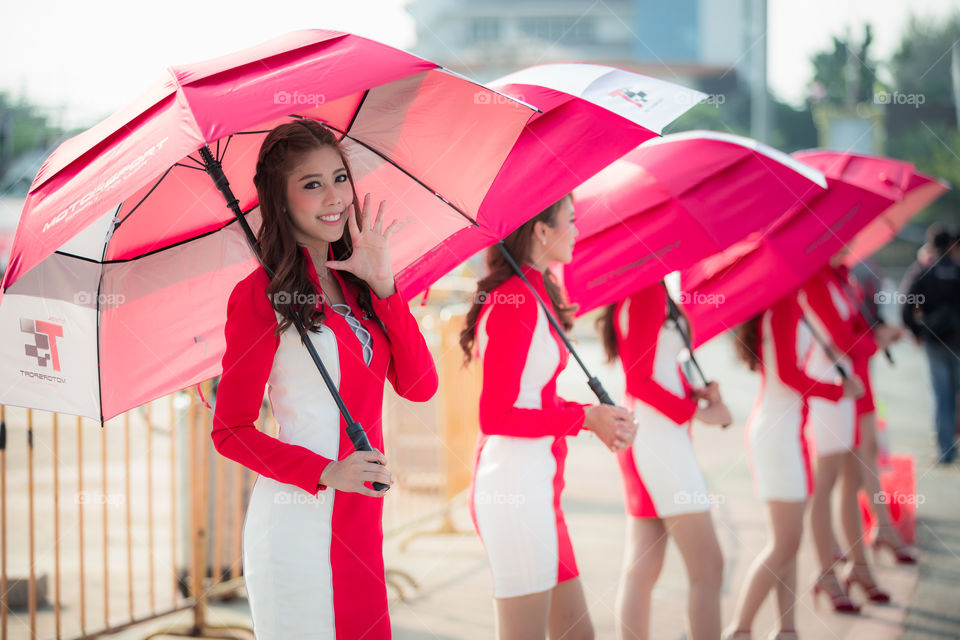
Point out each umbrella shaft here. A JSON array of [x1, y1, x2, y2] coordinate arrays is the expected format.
[[800, 316, 849, 379], [495, 243, 613, 405]]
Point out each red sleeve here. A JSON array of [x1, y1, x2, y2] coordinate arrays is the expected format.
[[802, 269, 873, 361], [211, 271, 333, 494], [370, 288, 439, 402], [768, 297, 844, 401], [478, 283, 586, 438], [620, 286, 697, 425]]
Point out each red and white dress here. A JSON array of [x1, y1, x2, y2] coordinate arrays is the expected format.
[[613, 284, 707, 519], [834, 265, 878, 421], [212, 245, 438, 639], [469, 264, 588, 599], [801, 265, 874, 455], [746, 293, 844, 501]]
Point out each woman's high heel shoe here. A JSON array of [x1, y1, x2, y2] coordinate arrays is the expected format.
[[767, 631, 798, 640], [843, 563, 891, 603], [872, 532, 919, 564], [812, 571, 860, 613], [721, 630, 752, 640]]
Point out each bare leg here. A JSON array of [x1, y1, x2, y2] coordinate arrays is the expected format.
[[840, 449, 868, 565], [548, 577, 595, 640], [616, 518, 668, 640], [857, 412, 901, 544], [729, 501, 805, 633], [809, 453, 845, 571], [665, 511, 724, 640], [495, 589, 551, 640]]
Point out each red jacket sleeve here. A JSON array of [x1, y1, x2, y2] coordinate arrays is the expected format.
[[370, 288, 439, 402], [768, 297, 844, 401], [802, 269, 874, 362], [478, 284, 586, 438], [211, 271, 333, 494], [620, 286, 698, 425]]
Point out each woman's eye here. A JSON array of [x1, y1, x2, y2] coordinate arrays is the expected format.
[[304, 181, 321, 189], [335, 174, 348, 183]]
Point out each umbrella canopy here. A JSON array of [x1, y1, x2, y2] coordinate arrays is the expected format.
[[681, 153, 915, 347], [788, 152, 950, 267], [0, 30, 538, 421], [396, 63, 708, 297], [561, 130, 828, 315]]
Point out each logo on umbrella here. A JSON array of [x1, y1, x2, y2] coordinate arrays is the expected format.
[[20, 318, 64, 371], [609, 87, 649, 106]]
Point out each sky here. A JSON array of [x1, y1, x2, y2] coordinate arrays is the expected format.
[[0, 0, 958, 129]]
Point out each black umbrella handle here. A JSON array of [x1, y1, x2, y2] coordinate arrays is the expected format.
[[661, 285, 728, 428], [495, 243, 614, 405], [200, 145, 389, 492], [839, 279, 895, 366]]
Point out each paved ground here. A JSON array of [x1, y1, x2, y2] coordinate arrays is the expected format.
[[92, 327, 958, 640]]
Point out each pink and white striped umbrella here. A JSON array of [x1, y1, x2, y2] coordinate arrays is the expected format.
[[0, 30, 537, 421]]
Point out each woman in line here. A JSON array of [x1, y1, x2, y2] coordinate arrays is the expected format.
[[725, 291, 862, 640], [802, 257, 887, 608], [597, 282, 732, 640], [212, 120, 439, 639], [837, 264, 915, 565], [460, 194, 636, 640]]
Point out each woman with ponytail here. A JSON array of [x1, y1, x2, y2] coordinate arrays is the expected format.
[[211, 120, 438, 638], [461, 194, 636, 639], [724, 291, 862, 640], [597, 283, 730, 640]]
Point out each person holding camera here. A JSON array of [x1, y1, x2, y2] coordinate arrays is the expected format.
[[211, 120, 438, 639]]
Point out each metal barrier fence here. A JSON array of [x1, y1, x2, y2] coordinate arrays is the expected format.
[[2, 309, 479, 639]]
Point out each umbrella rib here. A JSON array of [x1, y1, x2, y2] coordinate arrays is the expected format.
[[172, 162, 206, 172], [114, 166, 176, 229], [342, 90, 369, 138], [324, 124, 481, 229], [218, 135, 233, 163]]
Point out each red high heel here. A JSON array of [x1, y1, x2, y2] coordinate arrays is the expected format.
[[812, 571, 860, 613], [843, 563, 891, 603]]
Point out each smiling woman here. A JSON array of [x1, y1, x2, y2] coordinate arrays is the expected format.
[[210, 118, 439, 639]]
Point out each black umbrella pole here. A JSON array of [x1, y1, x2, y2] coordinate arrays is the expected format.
[[800, 316, 850, 380], [495, 243, 614, 405], [200, 146, 388, 491]]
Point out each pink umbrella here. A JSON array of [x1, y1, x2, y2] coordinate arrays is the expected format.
[[397, 63, 708, 297], [0, 30, 537, 424], [561, 130, 827, 316], [681, 153, 914, 347]]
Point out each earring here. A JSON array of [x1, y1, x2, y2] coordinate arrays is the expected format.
[[541, 237, 547, 246]]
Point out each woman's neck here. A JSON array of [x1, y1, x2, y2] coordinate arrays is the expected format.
[[298, 241, 330, 275]]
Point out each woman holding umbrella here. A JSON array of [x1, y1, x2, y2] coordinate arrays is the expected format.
[[212, 120, 439, 638], [725, 291, 862, 639], [596, 282, 731, 640], [460, 194, 636, 639], [802, 256, 890, 607]]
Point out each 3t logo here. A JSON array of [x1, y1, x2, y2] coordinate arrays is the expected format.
[[610, 87, 648, 106], [21, 319, 64, 371]]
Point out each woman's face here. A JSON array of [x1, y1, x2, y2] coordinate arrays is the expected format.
[[539, 197, 578, 264], [284, 145, 355, 247]]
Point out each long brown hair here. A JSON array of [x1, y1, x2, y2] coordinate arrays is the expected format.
[[459, 195, 577, 363], [253, 119, 376, 341], [734, 315, 762, 371]]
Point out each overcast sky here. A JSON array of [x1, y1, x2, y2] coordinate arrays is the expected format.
[[0, 0, 957, 129]]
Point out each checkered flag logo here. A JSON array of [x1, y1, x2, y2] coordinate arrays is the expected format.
[[20, 318, 65, 371], [610, 87, 649, 106]]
